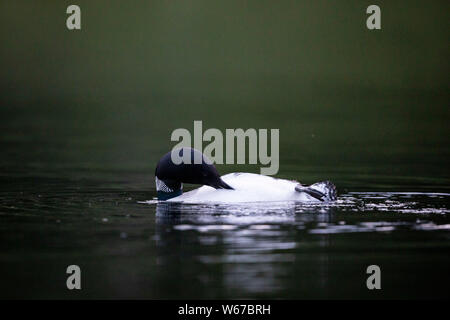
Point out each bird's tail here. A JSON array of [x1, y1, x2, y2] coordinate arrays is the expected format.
[[295, 181, 337, 201]]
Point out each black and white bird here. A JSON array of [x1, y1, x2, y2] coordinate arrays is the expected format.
[[155, 148, 337, 204]]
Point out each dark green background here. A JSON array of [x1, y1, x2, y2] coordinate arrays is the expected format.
[[1, 1, 449, 190]]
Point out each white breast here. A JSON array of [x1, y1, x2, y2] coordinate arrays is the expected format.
[[167, 172, 317, 204]]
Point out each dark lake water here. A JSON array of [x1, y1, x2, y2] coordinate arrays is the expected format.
[[1, 178, 449, 299], [1, 1, 449, 300], [0, 104, 449, 299]]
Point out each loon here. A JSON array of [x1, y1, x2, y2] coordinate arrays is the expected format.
[[155, 148, 337, 204]]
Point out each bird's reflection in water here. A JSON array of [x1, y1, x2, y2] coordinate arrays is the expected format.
[[148, 193, 450, 298], [154, 201, 337, 297]]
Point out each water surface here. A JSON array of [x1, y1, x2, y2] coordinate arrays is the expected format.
[[1, 174, 449, 299]]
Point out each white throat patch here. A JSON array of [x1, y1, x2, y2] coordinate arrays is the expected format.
[[155, 177, 182, 193]]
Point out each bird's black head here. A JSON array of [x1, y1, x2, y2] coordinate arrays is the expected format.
[[155, 148, 233, 200]]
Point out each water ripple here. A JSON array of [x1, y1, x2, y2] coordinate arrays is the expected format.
[[147, 192, 450, 235]]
